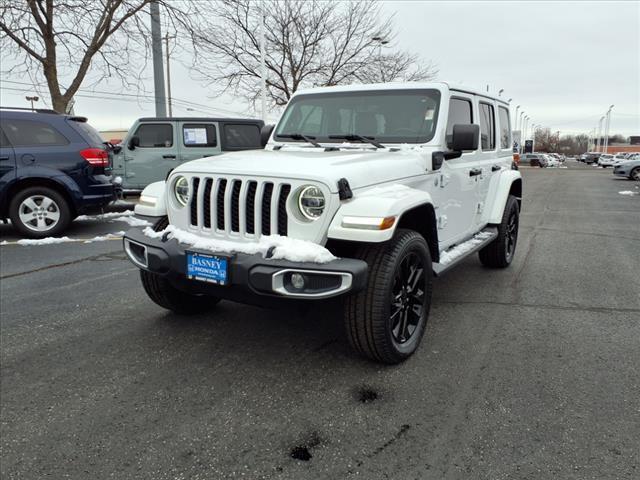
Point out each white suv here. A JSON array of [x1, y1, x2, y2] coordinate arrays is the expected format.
[[125, 82, 523, 364]]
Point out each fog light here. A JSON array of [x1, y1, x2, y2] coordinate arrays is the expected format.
[[291, 273, 305, 290]]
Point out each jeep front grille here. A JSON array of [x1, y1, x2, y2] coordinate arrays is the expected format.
[[189, 177, 292, 237]]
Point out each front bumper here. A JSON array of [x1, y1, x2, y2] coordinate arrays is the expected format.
[[613, 166, 629, 176], [123, 228, 368, 304]]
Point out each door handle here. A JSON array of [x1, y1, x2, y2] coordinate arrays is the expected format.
[[492, 165, 502, 172], [162, 154, 177, 159], [469, 168, 482, 177]]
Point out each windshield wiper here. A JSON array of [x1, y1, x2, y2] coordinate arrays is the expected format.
[[276, 133, 322, 148], [328, 134, 386, 149]]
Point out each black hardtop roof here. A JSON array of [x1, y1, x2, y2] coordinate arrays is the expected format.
[[137, 117, 263, 123]]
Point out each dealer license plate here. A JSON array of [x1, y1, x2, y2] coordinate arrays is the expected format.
[[186, 251, 229, 285]]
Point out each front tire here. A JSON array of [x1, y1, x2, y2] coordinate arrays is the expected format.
[[344, 229, 433, 364], [631, 167, 640, 181], [139, 217, 220, 315], [9, 186, 71, 238], [479, 195, 520, 268]]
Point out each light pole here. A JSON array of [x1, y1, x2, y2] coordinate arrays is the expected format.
[[519, 111, 525, 132], [603, 104, 614, 153], [371, 35, 390, 82], [596, 116, 605, 152], [498, 89, 504, 97], [163, 34, 176, 117], [25, 96, 39, 111]]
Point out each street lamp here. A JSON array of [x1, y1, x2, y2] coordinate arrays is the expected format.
[[604, 104, 614, 153], [519, 111, 525, 132], [596, 115, 605, 152], [25, 95, 39, 111], [498, 89, 504, 97], [371, 35, 390, 82]]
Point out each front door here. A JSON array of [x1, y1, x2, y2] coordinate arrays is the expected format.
[[124, 122, 176, 189], [434, 94, 480, 248]]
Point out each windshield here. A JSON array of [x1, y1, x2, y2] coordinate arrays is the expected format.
[[275, 89, 441, 144]]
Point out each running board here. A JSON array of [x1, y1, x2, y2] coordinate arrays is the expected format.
[[432, 227, 498, 276]]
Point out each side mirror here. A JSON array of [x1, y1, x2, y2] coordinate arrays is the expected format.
[[451, 124, 479, 151], [112, 145, 122, 154], [261, 124, 275, 147], [127, 136, 140, 150]]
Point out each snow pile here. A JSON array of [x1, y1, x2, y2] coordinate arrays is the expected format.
[[618, 190, 639, 196], [143, 225, 337, 264], [16, 236, 75, 246], [439, 231, 495, 265], [111, 216, 152, 227], [75, 210, 135, 221], [83, 231, 126, 243]]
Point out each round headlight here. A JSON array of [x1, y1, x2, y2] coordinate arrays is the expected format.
[[173, 176, 190, 206], [298, 185, 325, 220]]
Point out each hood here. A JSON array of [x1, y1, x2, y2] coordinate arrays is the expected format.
[[173, 148, 429, 192]]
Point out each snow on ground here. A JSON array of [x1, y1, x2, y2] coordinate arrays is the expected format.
[[75, 210, 135, 221], [111, 216, 151, 227], [15, 236, 76, 246], [143, 225, 336, 264], [83, 232, 126, 243], [439, 231, 495, 265], [618, 190, 639, 196]]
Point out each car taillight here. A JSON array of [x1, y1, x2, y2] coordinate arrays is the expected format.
[[80, 148, 109, 167], [513, 153, 520, 164]]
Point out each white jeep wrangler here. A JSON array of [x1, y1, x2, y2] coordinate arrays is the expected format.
[[124, 82, 522, 364]]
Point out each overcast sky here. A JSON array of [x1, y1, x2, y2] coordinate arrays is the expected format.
[[1, 0, 638, 136]]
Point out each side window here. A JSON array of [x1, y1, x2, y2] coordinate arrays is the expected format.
[[498, 106, 511, 149], [1, 119, 69, 146], [182, 124, 217, 148], [479, 102, 496, 151], [223, 124, 261, 149], [134, 123, 173, 148], [445, 98, 472, 148], [0, 128, 11, 148]]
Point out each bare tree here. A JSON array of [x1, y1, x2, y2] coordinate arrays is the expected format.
[[0, 0, 197, 113], [191, 0, 437, 107]]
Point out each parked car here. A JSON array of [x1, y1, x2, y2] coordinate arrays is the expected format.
[[522, 153, 547, 167], [584, 152, 601, 164], [613, 158, 640, 180], [543, 154, 560, 167], [123, 81, 523, 364], [598, 154, 616, 167], [111, 117, 265, 193], [0, 107, 115, 238]]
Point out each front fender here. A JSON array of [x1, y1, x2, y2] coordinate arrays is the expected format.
[[134, 181, 167, 217], [485, 170, 522, 224], [328, 184, 434, 243]]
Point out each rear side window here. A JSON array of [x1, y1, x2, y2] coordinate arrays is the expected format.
[[68, 119, 104, 146], [498, 106, 511, 149], [479, 103, 496, 151], [445, 98, 473, 148], [223, 124, 261, 149], [1, 119, 69, 146], [134, 123, 173, 148], [183, 124, 217, 147], [0, 128, 10, 147]]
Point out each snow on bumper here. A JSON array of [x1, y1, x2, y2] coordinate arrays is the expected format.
[[123, 227, 368, 301]]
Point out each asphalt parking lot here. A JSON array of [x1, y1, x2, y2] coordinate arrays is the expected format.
[[1, 162, 638, 480]]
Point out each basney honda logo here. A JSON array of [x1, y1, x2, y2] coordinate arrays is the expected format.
[[190, 256, 224, 270]]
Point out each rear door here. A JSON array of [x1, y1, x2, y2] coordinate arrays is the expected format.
[[124, 121, 176, 189], [178, 121, 221, 162]]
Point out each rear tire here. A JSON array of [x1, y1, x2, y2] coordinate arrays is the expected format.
[[139, 216, 220, 314], [9, 186, 72, 239], [631, 167, 640, 181], [479, 195, 520, 268], [344, 229, 433, 364]]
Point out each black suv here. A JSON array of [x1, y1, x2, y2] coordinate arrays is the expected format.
[[0, 108, 115, 238]]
